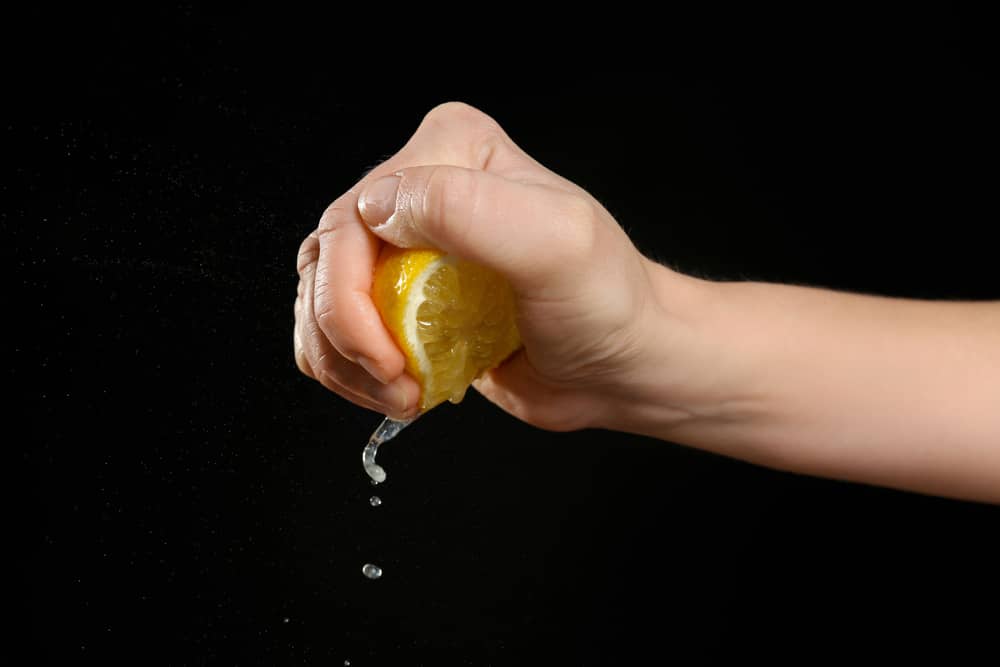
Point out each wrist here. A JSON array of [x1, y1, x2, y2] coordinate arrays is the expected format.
[[598, 261, 767, 449]]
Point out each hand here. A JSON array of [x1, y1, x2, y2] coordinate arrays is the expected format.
[[294, 101, 1000, 503], [293, 102, 691, 430]]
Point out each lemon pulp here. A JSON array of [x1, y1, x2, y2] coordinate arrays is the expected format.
[[372, 245, 521, 412]]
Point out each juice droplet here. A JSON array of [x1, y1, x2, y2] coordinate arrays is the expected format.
[[362, 563, 382, 579], [369, 495, 382, 507]]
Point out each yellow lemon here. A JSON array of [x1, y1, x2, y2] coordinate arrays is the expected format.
[[372, 245, 521, 413]]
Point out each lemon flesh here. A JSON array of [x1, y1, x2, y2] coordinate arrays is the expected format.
[[372, 246, 521, 412]]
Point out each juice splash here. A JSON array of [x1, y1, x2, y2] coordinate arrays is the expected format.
[[362, 416, 414, 484]]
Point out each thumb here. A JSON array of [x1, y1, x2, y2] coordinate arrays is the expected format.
[[356, 165, 594, 291]]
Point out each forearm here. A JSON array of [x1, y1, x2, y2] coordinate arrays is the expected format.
[[621, 262, 1000, 503]]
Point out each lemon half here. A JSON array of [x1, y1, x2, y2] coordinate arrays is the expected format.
[[372, 245, 521, 413]]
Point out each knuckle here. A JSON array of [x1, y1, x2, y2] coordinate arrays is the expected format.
[[554, 194, 601, 263], [313, 291, 340, 339], [307, 196, 355, 269], [303, 317, 328, 361], [312, 288, 363, 360], [318, 196, 354, 231], [310, 273, 336, 323], [294, 347, 313, 378], [470, 126, 506, 169], [418, 166, 476, 242], [423, 101, 495, 129], [561, 192, 601, 225], [416, 167, 448, 238], [419, 103, 512, 169], [296, 231, 319, 274], [315, 350, 342, 381]]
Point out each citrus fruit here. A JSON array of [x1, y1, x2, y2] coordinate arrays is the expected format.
[[371, 245, 521, 413]]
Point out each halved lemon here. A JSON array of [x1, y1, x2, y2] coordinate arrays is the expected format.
[[372, 245, 521, 413]]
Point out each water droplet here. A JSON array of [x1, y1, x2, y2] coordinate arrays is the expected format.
[[362, 563, 382, 579], [370, 478, 380, 486], [282, 617, 289, 624], [344, 661, 351, 666], [369, 495, 382, 507]]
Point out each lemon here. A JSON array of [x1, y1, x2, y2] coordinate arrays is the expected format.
[[372, 245, 521, 413]]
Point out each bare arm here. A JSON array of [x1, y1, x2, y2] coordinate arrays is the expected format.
[[295, 102, 1000, 505], [617, 265, 1000, 503]]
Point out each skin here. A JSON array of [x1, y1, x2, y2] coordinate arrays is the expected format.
[[294, 102, 1000, 505]]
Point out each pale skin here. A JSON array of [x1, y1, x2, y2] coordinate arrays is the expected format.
[[294, 102, 1000, 505]]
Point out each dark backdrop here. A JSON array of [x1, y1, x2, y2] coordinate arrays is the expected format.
[[15, 8, 999, 665]]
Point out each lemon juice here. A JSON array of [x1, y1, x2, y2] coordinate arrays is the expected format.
[[361, 246, 521, 483]]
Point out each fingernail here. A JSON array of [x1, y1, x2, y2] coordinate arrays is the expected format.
[[358, 175, 401, 228], [357, 356, 390, 384]]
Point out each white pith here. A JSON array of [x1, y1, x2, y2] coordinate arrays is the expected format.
[[402, 255, 457, 397]]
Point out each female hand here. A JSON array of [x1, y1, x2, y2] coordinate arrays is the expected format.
[[293, 102, 695, 430], [295, 102, 1000, 502]]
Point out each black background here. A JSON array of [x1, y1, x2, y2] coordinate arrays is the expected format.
[[15, 8, 999, 665]]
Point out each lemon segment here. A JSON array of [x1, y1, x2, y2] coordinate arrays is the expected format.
[[372, 245, 521, 413]]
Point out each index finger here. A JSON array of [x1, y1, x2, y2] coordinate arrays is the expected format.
[[313, 188, 405, 384]]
